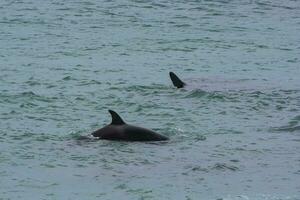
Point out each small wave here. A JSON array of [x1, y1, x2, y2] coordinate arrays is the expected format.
[[62, 76, 73, 81], [64, 131, 94, 141], [182, 166, 209, 175], [0, 91, 56, 105], [61, 132, 100, 147], [271, 115, 300, 133], [173, 24, 192, 28], [184, 89, 207, 98], [19, 102, 38, 108], [212, 163, 239, 171], [220, 194, 299, 200], [121, 84, 171, 96], [213, 130, 243, 135], [272, 125, 300, 133], [9, 132, 58, 142], [25, 80, 41, 86], [77, 80, 102, 86], [184, 162, 239, 176], [159, 47, 197, 52], [20, 91, 37, 97], [184, 89, 227, 101]]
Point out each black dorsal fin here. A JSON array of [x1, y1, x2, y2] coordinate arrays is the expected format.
[[169, 72, 185, 88], [108, 110, 125, 125]]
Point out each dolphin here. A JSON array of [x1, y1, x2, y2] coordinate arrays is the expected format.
[[169, 72, 186, 88], [92, 110, 169, 141], [169, 71, 272, 91]]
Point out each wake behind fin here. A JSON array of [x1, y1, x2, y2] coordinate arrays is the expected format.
[[108, 110, 125, 125], [169, 72, 185, 88]]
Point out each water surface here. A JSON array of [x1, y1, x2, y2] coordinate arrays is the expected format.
[[0, 0, 300, 199]]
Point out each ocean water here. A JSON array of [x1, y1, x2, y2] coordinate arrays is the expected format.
[[0, 0, 300, 199]]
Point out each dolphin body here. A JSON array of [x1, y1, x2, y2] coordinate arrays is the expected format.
[[92, 110, 169, 141], [169, 72, 186, 88]]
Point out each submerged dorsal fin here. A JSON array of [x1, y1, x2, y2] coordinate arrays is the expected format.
[[169, 72, 186, 88], [108, 110, 125, 125]]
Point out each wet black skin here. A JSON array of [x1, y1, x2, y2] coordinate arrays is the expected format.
[[92, 110, 169, 141], [169, 71, 186, 88]]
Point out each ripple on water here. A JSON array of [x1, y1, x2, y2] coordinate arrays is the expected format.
[[184, 89, 230, 101], [0, 91, 56, 104], [1, 0, 300, 198], [271, 115, 300, 133], [212, 163, 239, 172]]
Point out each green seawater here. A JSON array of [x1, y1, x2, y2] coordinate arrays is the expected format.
[[0, 0, 300, 199]]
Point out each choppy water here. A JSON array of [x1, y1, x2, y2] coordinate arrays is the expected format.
[[1, 0, 300, 199]]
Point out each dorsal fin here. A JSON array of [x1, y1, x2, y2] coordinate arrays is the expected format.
[[169, 72, 185, 88], [108, 110, 125, 125]]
